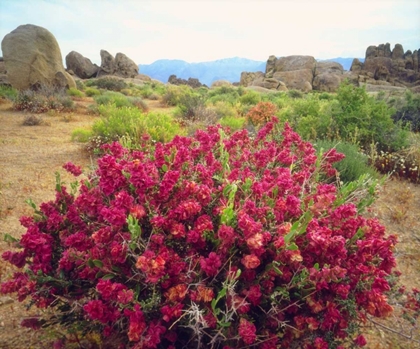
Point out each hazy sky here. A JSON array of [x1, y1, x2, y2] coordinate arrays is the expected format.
[[1, 0, 419, 66]]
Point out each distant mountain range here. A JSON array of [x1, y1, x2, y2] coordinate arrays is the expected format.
[[138, 57, 364, 86]]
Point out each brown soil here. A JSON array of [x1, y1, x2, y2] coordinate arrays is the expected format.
[[0, 99, 419, 348]]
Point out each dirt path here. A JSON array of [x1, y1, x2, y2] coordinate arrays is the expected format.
[[0, 99, 419, 348]]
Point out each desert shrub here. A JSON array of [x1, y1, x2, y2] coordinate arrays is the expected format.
[[247, 101, 277, 126], [161, 85, 193, 107], [389, 90, 420, 132], [128, 97, 149, 112], [94, 92, 133, 108], [288, 89, 304, 99], [219, 115, 246, 131], [22, 115, 46, 126], [207, 86, 240, 106], [210, 101, 237, 119], [92, 105, 182, 150], [86, 77, 128, 91], [239, 90, 261, 105], [314, 140, 380, 183], [75, 79, 85, 91], [85, 87, 101, 97], [175, 93, 205, 119], [67, 87, 84, 98], [0, 85, 18, 100], [71, 128, 93, 143], [335, 81, 408, 151], [2, 119, 416, 349], [13, 86, 75, 113]]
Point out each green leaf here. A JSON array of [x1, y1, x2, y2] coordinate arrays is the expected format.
[[3, 233, 18, 243], [218, 321, 231, 327], [221, 206, 235, 226], [162, 164, 168, 172], [102, 274, 115, 280], [92, 259, 103, 268], [287, 242, 299, 251], [25, 198, 37, 210]]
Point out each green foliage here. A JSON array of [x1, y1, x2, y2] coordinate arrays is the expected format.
[[84, 87, 101, 97], [92, 104, 183, 149], [85, 77, 128, 91], [75, 79, 85, 91], [335, 81, 408, 151], [314, 140, 380, 183], [219, 116, 246, 131], [66, 87, 84, 98], [239, 90, 261, 105], [207, 86, 240, 105], [94, 91, 134, 108], [71, 128, 93, 143], [161, 85, 193, 106], [0, 85, 18, 100], [389, 90, 420, 132]]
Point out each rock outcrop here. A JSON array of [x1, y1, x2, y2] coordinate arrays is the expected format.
[[115, 53, 139, 78], [65, 51, 99, 79], [96, 50, 139, 78], [350, 43, 420, 89], [168, 74, 206, 88], [1, 24, 76, 90], [240, 55, 342, 92]]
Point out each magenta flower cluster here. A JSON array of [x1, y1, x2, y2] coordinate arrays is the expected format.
[[1, 119, 399, 348]]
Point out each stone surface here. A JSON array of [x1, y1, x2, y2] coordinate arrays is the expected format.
[[65, 51, 99, 79], [211, 80, 233, 88], [351, 43, 420, 89], [115, 52, 139, 78], [97, 49, 116, 77], [1, 24, 76, 90], [168, 74, 205, 88]]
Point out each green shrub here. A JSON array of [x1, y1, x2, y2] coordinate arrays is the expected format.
[[0, 85, 18, 100], [161, 85, 193, 107], [92, 104, 183, 148], [71, 128, 93, 142], [219, 116, 246, 131], [85, 77, 128, 91], [314, 140, 380, 183], [94, 92, 133, 108], [67, 87, 84, 98], [84, 87, 101, 97], [211, 101, 237, 118], [389, 90, 420, 132], [75, 79, 85, 91], [239, 90, 261, 105], [335, 81, 408, 151]]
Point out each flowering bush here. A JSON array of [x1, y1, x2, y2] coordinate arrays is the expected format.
[[247, 101, 277, 126], [0, 118, 406, 348]]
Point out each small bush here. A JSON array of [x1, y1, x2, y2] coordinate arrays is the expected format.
[[13, 85, 75, 113], [85, 87, 101, 97], [390, 90, 420, 132], [86, 77, 128, 91], [0, 85, 18, 100], [71, 128, 93, 143], [128, 97, 149, 112], [239, 90, 261, 105], [247, 101, 277, 126], [75, 79, 85, 91], [94, 92, 133, 108], [22, 115, 47, 126], [67, 87, 84, 98], [219, 116, 246, 131], [314, 140, 379, 183]]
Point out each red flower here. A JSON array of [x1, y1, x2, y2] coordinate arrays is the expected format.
[[238, 317, 257, 345]]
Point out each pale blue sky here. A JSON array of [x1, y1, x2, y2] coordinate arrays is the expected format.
[[1, 0, 419, 65]]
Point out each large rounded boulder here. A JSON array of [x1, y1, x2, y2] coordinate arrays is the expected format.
[[1, 24, 76, 90]]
